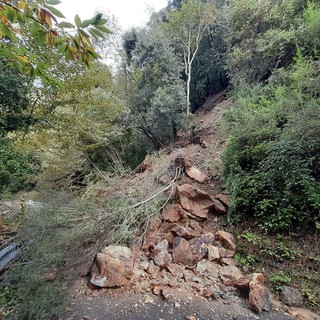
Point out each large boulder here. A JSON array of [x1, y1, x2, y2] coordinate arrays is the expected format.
[[281, 286, 303, 307], [249, 273, 270, 313], [177, 184, 222, 218], [172, 237, 207, 266], [91, 246, 133, 287]]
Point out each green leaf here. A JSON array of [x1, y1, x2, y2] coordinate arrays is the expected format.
[[30, 22, 39, 37], [6, 8, 16, 22], [94, 18, 108, 26], [58, 21, 75, 29], [95, 25, 111, 33], [74, 15, 81, 28], [46, 0, 62, 5], [37, 30, 47, 45], [81, 18, 95, 28], [89, 27, 104, 39], [44, 5, 65, 19], [58, 43, 68, 54], [78, 29, 90, 38]]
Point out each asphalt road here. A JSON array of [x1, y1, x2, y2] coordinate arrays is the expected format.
[[62, 292, 294, 320]]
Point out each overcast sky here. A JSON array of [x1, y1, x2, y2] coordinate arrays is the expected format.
[[57, 0, 168, 30]]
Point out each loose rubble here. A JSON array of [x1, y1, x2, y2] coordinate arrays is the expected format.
[[90, 182, 272, 314]]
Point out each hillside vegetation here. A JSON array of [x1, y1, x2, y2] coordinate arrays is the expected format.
[[0, 0, 319, 318]]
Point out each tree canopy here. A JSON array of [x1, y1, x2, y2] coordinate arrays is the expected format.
[[0, 0, 110, 83]]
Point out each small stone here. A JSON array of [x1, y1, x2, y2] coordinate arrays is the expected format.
[[162, 203, 185, 222], [215, 231, 236, 251], [152, 240, 172, 267], [207, 245, 220, 261], [148, 261, 160, 279], [174, 302, 181, 309], [167, 263, 184, 278], [214, 194, 231, 207], [144, 295, 154, 304], [281, 286, 303, 307], [220, 265, 244, 286], [171, 225, 199, 240], [142, 235, 162, 251], [139, 261, 150, 270], [189, 220, 202, 232], [153, 286, 161, 295], [220, 258, 238, 266]]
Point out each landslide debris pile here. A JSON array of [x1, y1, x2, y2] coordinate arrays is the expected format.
[[89, 167, 270, 314]]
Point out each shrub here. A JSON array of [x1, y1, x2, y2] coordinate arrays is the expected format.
[[0, 139, 37, 195], [223, 54, 320, 232]]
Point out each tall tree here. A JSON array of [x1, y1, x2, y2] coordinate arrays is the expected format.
[[164, 0, 215, 120], [123, 27, 186, 150]]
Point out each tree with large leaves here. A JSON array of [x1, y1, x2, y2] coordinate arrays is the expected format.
[[0, 0, 110, 83]]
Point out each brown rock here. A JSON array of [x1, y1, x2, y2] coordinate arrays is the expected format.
[[200, 286, 216, 298], [214, 194, 231, 207], [196, 260, 220, 279], [207, 245, 220, 261], [182, 270, 195, 282], [177, 184, 217, 219], [172, 236, 208, 266], [190, 237, 208, 261], [220, 265, 244, 286], [91, 246, 133, 287], [233, 276, 252, 291], [212, 199, 228, 214], [148, 261, 160, 279], [249, 273, 270, 313], [162, 287, 176, 301], [185, 164, 208, 183], [281, 286, 303, 307], [152, 285, 161, 295], [162, 203, 185, 222], [171, 225, 199, 240], [152, 240, 172, 267], [220, 258, 238, 266], [142, 234, 161, 252], [215, 231, 237, 251], [167, 263, 184, 278], [148, 217, 162, 232], [189, 220, 202, 232], [139, 261, 150, 270], [218, 247, 236, 258], [200, 232, 215, 245]]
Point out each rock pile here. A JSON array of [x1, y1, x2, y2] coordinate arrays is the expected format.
[[90, 183, 270, 313]]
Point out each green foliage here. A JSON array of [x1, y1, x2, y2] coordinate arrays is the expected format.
[[225, 0, 305, 84], [0, 62, 31, 135], [223, 54, 320, 232], [123, 26, 186, 149], [0, 139, 37, 194], [269, 271, 292, 293], [0, 0, 109, 83]]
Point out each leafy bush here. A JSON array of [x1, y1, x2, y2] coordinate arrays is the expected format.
[[0, 139, 37, 195], [223, 54, 320, 232]]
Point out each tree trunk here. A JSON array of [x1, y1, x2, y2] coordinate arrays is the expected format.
[[138, 126, 163, 150]]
